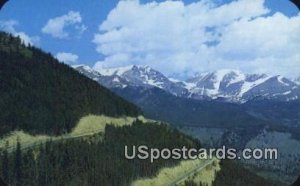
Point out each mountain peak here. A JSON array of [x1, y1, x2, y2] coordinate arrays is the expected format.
[[72, 64, 91, 70], [93, 65, 135, 76], [190, 69, 245, 83]]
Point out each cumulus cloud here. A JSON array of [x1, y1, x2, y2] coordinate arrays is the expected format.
[[0, 20, 40, 45], [56, 52, 79, 64], [93, 0, 300, 78], [42, 11, 87, 39]]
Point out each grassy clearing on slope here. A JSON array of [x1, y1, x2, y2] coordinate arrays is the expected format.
[[0, 115, 152, 150], [132, 158, 207, 186], [71, 115, 149, 135], [181, 159, 220, 186], [0, 131, 51, 150]]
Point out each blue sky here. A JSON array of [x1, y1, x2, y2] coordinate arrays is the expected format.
[[0, 0, 299, 78]]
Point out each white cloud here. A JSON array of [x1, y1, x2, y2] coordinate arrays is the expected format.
[[0, 20, 40, 45], [42, 11, 87, 39], [93, 0, 300, 78], [56, 52, 79, 64]]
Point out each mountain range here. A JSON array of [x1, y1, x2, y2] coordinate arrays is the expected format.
[[74, 64, 300, 103]]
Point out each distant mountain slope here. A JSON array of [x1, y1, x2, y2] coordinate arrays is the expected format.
[[112, 86, 269, 129], [74, 65, 300, 103], [243, 99, 300, 127], [0, 32, 141, 136]]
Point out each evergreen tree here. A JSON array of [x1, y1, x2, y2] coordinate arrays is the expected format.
[[1, 146, 9, 183], [14, 141, 22, 186]]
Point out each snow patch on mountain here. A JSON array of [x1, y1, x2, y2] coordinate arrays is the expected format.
[[239, 75, 271, 97], [278, 76, 290, 86]]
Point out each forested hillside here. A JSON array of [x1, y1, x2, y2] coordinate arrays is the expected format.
[[0, 32, 141, 136], [212, 161, 284, 186], [0, 121, 200, 186]]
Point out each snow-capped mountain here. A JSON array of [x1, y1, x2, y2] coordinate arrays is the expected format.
[[185, 69, 299, 102], [186, 69, 247, 100], [74, 65, 130, 88], [75, 65, 188, 96], [73, 65, 300, 103]]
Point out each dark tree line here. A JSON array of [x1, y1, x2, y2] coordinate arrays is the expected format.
[[0, 32, 141, 136]]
